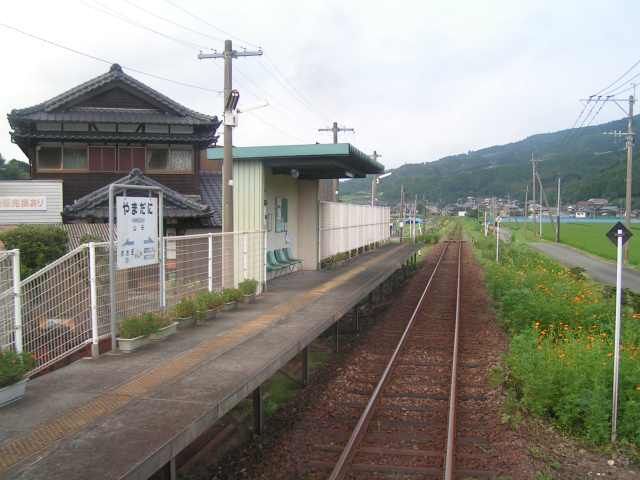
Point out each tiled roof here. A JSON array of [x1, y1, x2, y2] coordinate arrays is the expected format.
[[8, 64, 219, 127], [199, 172, 222, 227], [11, 131, 214, 144], [14, 108, 208, 125], [63, 168, 211, 220]]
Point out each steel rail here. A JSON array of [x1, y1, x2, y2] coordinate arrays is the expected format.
[[327, 241, 454, 480], [443, 240, 463, 480]]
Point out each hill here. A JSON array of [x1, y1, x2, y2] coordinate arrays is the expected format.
[[340, 116, 640, 207]]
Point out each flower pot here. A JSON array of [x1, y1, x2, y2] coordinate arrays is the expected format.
[[149, 322, 177, 342], [0, 379, 27, 408], [223, 301, 237, 312], [242, 293, 255, 304], [206, 307, 222, 321], [117, 335, 149, 353], [176, 316, 194, 330]]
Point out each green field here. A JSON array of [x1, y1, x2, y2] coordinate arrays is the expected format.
[[506, 221, 640, 267]]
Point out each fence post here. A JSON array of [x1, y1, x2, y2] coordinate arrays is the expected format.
[[159, 237, 166, 309], [243, 233, 248, 281], [12, 250, 23, 354], [262, 230, 267, 293], [88, 243, 100, 358], [208, 233, 213, 292]]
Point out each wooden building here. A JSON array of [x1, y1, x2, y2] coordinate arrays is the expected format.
[[7, 63, 221, 228]]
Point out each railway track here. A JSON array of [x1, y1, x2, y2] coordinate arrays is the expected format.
[[309, 238, 499, 480]]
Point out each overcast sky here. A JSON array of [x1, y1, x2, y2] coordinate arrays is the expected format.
[[1, 0, 639, 169]]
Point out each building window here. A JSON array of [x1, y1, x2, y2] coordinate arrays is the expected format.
[[37, 144, 88, 171], [89, 146, 117, 171], [118, 147, 145, 171], [146, 145, 193, 173], [275, 197, 288, 232], [62, 144, 88, 169], [37, 145, 62, 170]]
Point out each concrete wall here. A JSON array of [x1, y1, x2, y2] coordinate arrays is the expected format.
[[0, 180, 63, 224]]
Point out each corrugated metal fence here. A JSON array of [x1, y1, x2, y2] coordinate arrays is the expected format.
[[319, 201, 391, 260]]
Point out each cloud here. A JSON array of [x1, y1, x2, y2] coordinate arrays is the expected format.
[[1, 0, 639, 169]]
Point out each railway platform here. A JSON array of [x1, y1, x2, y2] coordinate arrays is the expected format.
[[0, 242, 417, 480]]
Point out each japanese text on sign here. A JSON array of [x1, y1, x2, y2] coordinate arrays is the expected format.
[[116, 196, 158, 270], [0, 196, 47, 211]]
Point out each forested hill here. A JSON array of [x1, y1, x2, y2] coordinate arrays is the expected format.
[[341, 115, 640, 207]]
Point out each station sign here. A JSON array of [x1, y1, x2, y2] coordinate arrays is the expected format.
[[116, 196, 158, 270]]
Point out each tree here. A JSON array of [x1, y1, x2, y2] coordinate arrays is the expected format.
[[0, 153, 30, 179]]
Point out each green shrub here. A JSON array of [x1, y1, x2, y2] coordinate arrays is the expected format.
[[205, 291, 224, 308], [0, 351, 35, 388], [465, 221, 640, 446], [222, 288, 242, 303], [238, 279, 258, 296], [0, 225, 68, 278], [118, 313, 159, 339], [174, 297, 195, 319], [194, 293, 210, 320]]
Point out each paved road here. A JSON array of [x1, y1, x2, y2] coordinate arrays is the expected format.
[[531, 242, 640, 293]]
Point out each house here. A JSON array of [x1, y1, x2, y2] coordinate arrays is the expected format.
[[7, 64, 221, 231]]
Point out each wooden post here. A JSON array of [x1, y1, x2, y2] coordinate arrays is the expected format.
[[253, 386, 263, 435]]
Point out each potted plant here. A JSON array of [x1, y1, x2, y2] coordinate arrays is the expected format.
[[0, 351, 35, 407], [117, 315, 156, 353], [174, 297, 196, 329], [205, 291, 224, 319], [238, 279, 259, 304], [222, 288, 242, 311], [149, 313, 177, 342], [194, 293, 210, 325]]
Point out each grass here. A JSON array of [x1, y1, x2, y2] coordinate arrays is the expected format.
[[505, 221, 640, 267], [465, 219, 640, 447]]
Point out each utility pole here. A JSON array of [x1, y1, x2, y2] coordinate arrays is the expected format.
[[370, 150, 382, 206], [530, 154, 542, 233], [556, 178, 561, 243], [198, 40, 263, 236], [318, 121, 355, 201], [524, 184, 529, 232], [400, 184, 404, 240], [592, 93, 635, 261]]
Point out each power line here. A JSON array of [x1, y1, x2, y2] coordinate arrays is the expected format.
[[121, 0, 226, 44], [606, 71, 640, 97], [146, 0, 331, 127], [146, 0, 330, 124], [594, 57, 640, 96], [261, 56, 331, 123], [245, 110, 308, 143], [82, 0, 214, 51], [0, 22, 222, 94], [161, 0, 260, 49]]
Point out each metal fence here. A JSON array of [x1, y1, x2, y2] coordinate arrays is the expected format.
[[2, 231, 266, 374], [0, 250, 20, 353], [320, 201, 391, 260]]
